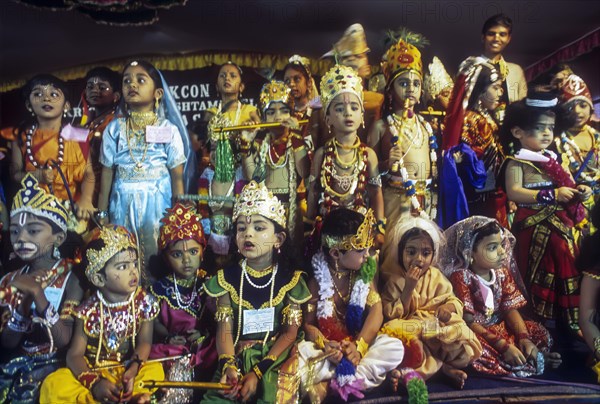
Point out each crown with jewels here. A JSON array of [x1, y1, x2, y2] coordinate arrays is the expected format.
[[233, 181, 286, 229], [259, 80, 292, 112], [560, 74, 593, 109], [158, 203, 206, 250], [323, 209, 375, 251], [287, 54, 312, 77], [85, 225, 137, 280], [382, 28, 428, 89], [423, 56, 453, 105], [10, 173, 68, 232], [320, 64, 364, 113]]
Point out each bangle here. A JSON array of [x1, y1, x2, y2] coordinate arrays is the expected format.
[[356, 337, 369, 358], [40, 303, 60, 327], [252, 364, 263, 380], [126, 357, 143, 371], [78, 371, 101, 390], [315, 333, 326, 350], [94, 210, 108, 220], [536, 189, 556, 205], [215, 305, 234, 323], [253, 357, 275, 380]]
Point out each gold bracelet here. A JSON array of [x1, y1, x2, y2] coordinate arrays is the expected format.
[[356, 337, 369, 358], [315, 333, 326, 350], [215, 305, 234, 322], [252, 364, 263, 380], [264, 354, 278, 362]]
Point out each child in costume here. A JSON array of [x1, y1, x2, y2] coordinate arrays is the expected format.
[[556, 74, 599, 207], [422, 56, 454, 134], [149, 203, 216, 403], [577, 203, 600, 380], [502, 94, 591, 332], [97, 60, 191, 276], [439, 57, 507, 228], [0, 174, 83, 403], [298, 208, 404, 402], [380, 217, 482, 389], [40, 225, 164, 403], [441, 216, 561, 377], [307, 65, 384, 228], [368, 29, 439, 224], [10, 74, 95, 220], [240, 80, 310, 244], [202, 181, 311, 403]]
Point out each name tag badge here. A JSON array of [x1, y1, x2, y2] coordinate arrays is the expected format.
[[32, 287, 63, 312], [242, 307, 275, 335], [146, 125, 172, 143], [60, 124, 89, 142]]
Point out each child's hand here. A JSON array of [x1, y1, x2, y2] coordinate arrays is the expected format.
[[75, 201, 96, 221], [577, 185, 592, 201], [502, 344, 526, 366], [452, 151, 464, 164], [239, 372, 259, 402], [435, 304, 454, 323], [518, 338, 538, 363], [41, 167, 55, 185], [91, 378, 121, 403], [405, 265, 424, 292], [169, 335, 187, 345], [556, 187, 578, 203], [220, 367, 240, 399], [240, 120, 259, 143], [10, 274, 42, 298], [323, 340, 343, 365], [341, 340, 361, 367], [121, 362, 140, 400], [186, 329, 202, 344], [281, 117, 300, 130], [389, 145, 403, 165]]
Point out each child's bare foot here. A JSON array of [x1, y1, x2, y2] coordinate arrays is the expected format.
[[441, 364, 467, 389], [390, 369, 401, 392], [544, 351, 562, 369], [129, 393, 151, 404]]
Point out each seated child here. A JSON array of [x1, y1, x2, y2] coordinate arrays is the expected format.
[[442, 216, 561, 377], [149, 203, 217, 402], [298, 208, 404, 402], [380, 217, 482, 389], [40, 225, 164, 404], [202, 181, 311, 403], [0, 174, 83, 403]]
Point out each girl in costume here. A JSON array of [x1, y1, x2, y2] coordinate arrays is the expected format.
[[298, 208, 404, 402], [555, 75, 599, 210], [307, 65, 384, 229], [0, 174, 83, 403], [10, 74, 95, 220], [97, 60, 190, 277], [439, 57, 508, 228], [368, 29, 439, 225], [441, 216, 561, 377], [202, 181, 311, 403], [148, 203, 217, 403], [40, 225, 164, 404], [380, 217, 482, 389], [240, 80, 309, 245], [577, 203, 600, 380], [502, 94, 591, 332]]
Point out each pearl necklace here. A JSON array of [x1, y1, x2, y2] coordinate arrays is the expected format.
[[242, 260, 278, 289], [476, 268, 496, 286], [96, 289, 136, 308], [172, 274, 197, 310], [25, 124, 64, 168]]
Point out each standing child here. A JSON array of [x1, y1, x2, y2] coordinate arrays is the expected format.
[[149, 203, 216, 403], [40, 225, 164, 404], [0, 174, 83, 403], [442, 216, 561, 377], [502, 94, 591, 332], [368, 29, 439, 224], [202, 181, 311, 403], [97, 60, 188, 276], [307, 65, 384, 227], [298, 208, 404, 402], [380, 217, 482, 388]]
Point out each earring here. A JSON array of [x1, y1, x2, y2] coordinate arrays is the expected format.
[[52, 245, 61, 260], [154, 98, 160, 111], [27, 107, 35, 116], [361, 118, 365, 129], [469, 257, 473, 265], [63, 109, 68, 118]]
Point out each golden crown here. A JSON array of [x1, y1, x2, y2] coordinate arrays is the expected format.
[[85, 225, 137, 280], [11, 173, 68, 232], [423, 56, 453, 105], [158, 203, 206, 250], [233, 181, 286, 229], [323, 209, 375, 251], [382, 39, 423, 87], [322, 23, 370, 58], [259, 80, 292, 112], [320, 64, 364, 113]]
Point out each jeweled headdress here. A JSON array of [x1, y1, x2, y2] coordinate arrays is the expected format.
[[10, 173, 68, 232], [232, 181, 286, 229], [322, 23, 370, 58], [323, 209, 375, 251], [287, 54, 312, 78], [560, 74, 593, 109], [320, 64, 364, 113], [259, 80, 292, 112], [158, 203, 206, 250], [423, 56, 453, 105], [382, 28, 428, 89], [85, 225, 137, 280]]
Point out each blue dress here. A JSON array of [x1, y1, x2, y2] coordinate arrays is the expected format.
[[100, 117, 186, 276]]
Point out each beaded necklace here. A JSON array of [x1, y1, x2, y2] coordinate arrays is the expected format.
[[172, 274, 198, 310], [96, 289, 137, 364], [126, 111, 157, 171], [556, 127, 600, 186], [25, 124, 64, 168]]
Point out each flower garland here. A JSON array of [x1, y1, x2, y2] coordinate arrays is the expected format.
[[386, 114, 439, 220], [320, 138, 368, 214], [556, 129, 599, 190], [311, 251, 377, 398]]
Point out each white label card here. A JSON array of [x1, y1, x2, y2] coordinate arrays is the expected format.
[[146, 125, 172, 143], [60, 124, 89, 142], [242, 307, 275, 335]]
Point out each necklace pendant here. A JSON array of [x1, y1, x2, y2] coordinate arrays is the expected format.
[[135, 162, 144, 171]]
